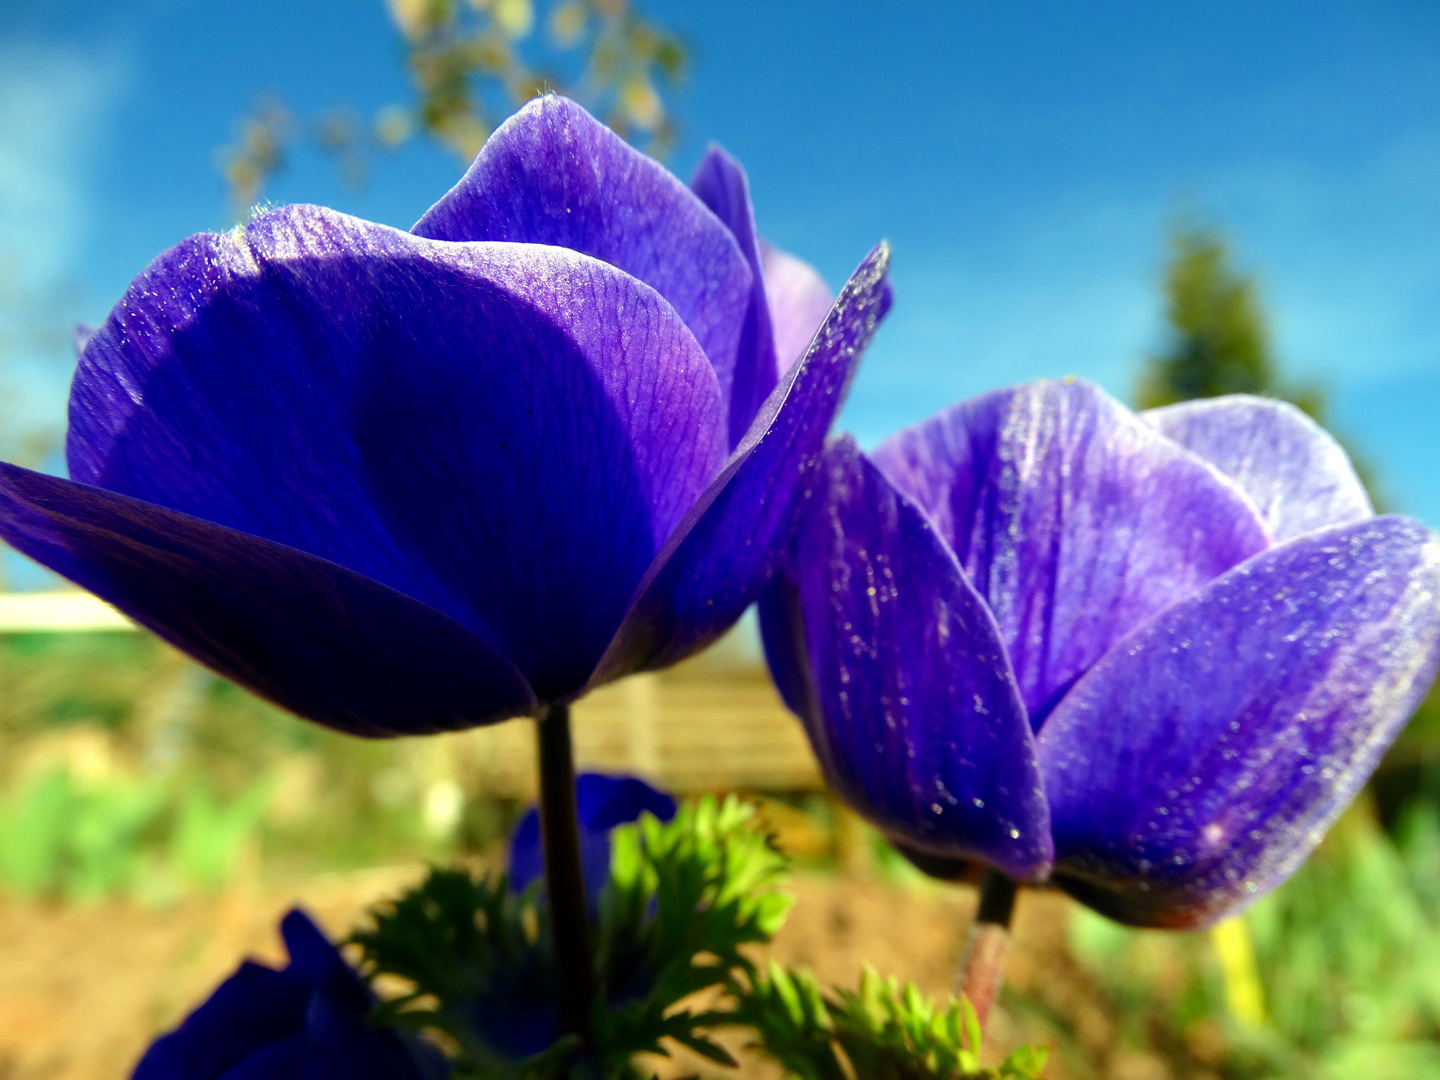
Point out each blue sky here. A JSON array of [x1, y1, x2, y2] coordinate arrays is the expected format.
[[2, 0, 1439, 531]]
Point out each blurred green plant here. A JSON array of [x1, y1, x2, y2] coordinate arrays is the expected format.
[[1136, 224, 1324, 417], [0, 765, 267, 900], [353, 795, 1040, 1078], [1066, 797, 1440, 1079], [736, 962, 1048, 1080], [218, 0, 687, 212], [0, 631, 519, 898], [355, 795, 790, 1076]]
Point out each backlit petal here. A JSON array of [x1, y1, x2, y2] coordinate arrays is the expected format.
[[759, 240, 833, 377], [691, 145, 781, 447], [873, 379, 1270, 727], [413, 96, 753, 414], [69, 205, 725, 699], [767, 437, 1051, 879], [588, 243, 892, 690], [1038, 516, 1440, 927], [0, 465, 537, 737], [1143, 394, 1372, 542]]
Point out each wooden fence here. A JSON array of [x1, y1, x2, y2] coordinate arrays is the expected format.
[[0, 590, 825, 797]]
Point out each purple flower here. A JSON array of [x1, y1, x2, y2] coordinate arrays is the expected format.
[[508, 772, 677, 903], [132, 909, 446, 1080], [441, 773, 676, 1060], [0, 96, 888, 737], [762, 380, 1440, 927]]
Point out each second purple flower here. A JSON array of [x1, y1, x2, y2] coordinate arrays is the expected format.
[[762, 379, 1440, 927]]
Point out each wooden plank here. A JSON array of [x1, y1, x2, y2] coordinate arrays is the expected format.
[[0, 591, 134, 633], [463, 653, 823, 797]]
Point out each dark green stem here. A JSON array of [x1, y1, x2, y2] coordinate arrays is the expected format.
[[536, 703, 594, 1048], [957, 870, 1019, 1028]]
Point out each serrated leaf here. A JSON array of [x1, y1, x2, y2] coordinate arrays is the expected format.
[[1000, 1043, 1049, 1075], [673, 1033, 739, 1067], [960, 994, 981, 1055]]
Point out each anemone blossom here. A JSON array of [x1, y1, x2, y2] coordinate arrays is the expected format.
[[0, 96, 887, 737], [762, 379, 1440, 927]]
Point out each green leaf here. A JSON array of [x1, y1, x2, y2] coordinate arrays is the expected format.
[[732, 961, 1050, 1080], [673, 1032, 739, 1067], [352, 794, 791, 1078]]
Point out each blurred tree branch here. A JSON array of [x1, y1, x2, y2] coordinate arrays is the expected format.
[[217, 0, 688, 214]]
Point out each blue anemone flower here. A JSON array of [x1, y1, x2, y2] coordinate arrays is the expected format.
[[438, 773, 677, 1062], [0, 96, 888, 737], [132, 909, 446, 1080], [762, 379, 1440, 927], [508, 772, 677, 903]]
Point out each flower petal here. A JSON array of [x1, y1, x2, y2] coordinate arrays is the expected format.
[[1142, 394, 1373, 542], [508, 773, 676, 898], [305, 970, 441, 1080], [1037, 516, 1440, 928], [413, 95, 753, 416], [759, 240, 833, 377], [763, 437, 1051, 880], [872, 379, 1270, 727], [586, 242, 892, 690], [279, 909, 343, 983], [0, 465, 537, 737], [691, 145, 781, 448], [69, 204, 726, 700], [131, 961, 310, 1080]]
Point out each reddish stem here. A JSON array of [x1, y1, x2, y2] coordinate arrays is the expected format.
[[957, 870, 1018, 1028]]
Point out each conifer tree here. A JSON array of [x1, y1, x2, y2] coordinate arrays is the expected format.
[[1137, 226, 1323, 417]]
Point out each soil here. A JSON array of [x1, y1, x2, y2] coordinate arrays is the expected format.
[[0, 867, 1167, 1080]]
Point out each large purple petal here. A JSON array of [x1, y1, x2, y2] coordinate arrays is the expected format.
[[765, 437, 1050, 879], [690, 145, 780, 448], [1038, 516, 1440, 928], [872, 379, 1270, 727], [585, 242, 892, 690], [759, 240, 833, 377], [1142, 394, 1373, 543], [69, 205, 725, 700], [0, 465, 537, 737], [412, 95, 753, 415]]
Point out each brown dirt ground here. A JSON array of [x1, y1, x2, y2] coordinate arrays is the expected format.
[[0, 867, 1171, 1080]]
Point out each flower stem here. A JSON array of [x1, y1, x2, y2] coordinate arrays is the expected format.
[[536, 702, 594, 1048], [957, 870, 1018, 1028]]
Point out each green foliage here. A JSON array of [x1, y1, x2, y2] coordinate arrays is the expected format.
[[0, 769, 75, 895], [353, 796, 1046, 1079], [0, 633, 512, 883], [1137, 225, 1322, 417], [0, 765, 267, 900], [733, 961, 1047, 1080], [352, 795, 790, 1078], [1067, 799, 1440, 1078], [169, 779, 272, 890], [351, 866, 558, 1076], [219, 0, 688, 211], [1245, 801, 1440, 1070], [601, 794, 794, 1003]]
